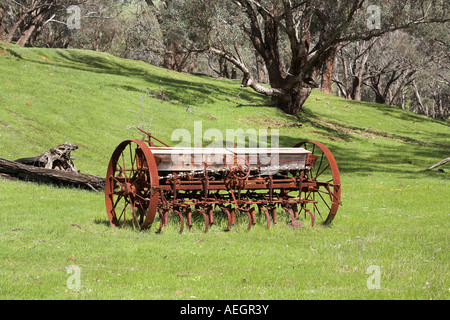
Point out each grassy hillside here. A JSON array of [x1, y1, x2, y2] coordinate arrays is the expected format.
[[0, 42, 449, 300]]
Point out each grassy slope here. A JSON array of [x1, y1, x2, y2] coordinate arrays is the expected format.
[[0, 42, 448, 300]]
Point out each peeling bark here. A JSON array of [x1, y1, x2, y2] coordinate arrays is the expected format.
[[0, 143, 105, 191]]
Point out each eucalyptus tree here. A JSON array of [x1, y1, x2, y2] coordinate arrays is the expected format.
[[333, 22, 449, 119], [190, 0, 449, 115], [334, 31, 419, 105], [404, 22, 449, 119], [0, 0, 89, 46]]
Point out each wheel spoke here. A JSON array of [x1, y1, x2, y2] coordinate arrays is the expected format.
[[112, 194, 123, 211], [134, 192, 150, 203], [120, 151, 128, 180], [316, 189, 331, 211], [293, 140, 341, 225], [314, 152, 325, 180], [105, 140, 159, 230], [129, 144, 135, 174], [315, 163, 330, 181], [118, 198, 129, 226], [129, 198, 141, 230], [313, 202, 324, 220]]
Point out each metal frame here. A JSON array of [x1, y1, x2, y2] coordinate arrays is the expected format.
[[105, 129, 341, 232]]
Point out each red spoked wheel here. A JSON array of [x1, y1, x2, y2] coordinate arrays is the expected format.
[[294, 141, 341, 225], [105, 140, 159, 230]]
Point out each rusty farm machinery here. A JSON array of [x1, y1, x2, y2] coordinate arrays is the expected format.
[[105, 128, 341, 232]]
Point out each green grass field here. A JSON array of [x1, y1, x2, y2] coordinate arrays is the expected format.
[[0, 42, 448, 300]]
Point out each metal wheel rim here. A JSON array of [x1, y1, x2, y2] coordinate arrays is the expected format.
[[294, 140, 341, 225], [105, 140, 159, 230]]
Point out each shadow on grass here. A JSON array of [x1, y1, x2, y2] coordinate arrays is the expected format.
[[56, 49, 263, 105], [277, 133, 449, 180], [3, 45, 264, 107], [277, 102, 449, 178], [93, 207, 314, 234], [4, 45, 448, 179], [93, 218, 111, 228]]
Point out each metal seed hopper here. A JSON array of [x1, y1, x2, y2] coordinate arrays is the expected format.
[[105, 128, 341, 232]]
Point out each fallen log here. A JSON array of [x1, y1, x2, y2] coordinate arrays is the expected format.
[[426, 157, 450, 171], [0, 143, 105, 190], [0, 157, 105, 191], [14, 142, 79, 171]]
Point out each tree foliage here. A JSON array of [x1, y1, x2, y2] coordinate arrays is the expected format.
[[175, 0, 449, 115], [1, 0, 448, 118]]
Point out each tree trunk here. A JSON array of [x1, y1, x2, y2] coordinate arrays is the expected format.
[[375, 92, 386, 104], [15, 5, 48, 47], [370, 77, 387, 104], [187, 52, 198, 74], [0, 7, 5, 40], [16, 24, 37, 46], [400, 89, 406, 110], [4, 13, 27, 43], [255, 50, 267, 83], [276, 86, 312, 115], [218, 56, 230, 78], [437, 93, 444, 119], [351, 76, 362, 100], [163, 41, 176, 70], [337, 55, 351, 99], [231, 67, 237, 79], [163, 41, 188, 72], [412, 80, 424, 114], [320, 46, 338, 95]]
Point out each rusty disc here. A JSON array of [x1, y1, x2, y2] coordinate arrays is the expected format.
[[105, 140, 159, 230], [294, 141, 341, 225]]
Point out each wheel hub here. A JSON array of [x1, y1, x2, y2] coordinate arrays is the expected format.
[[121, 182, 136, 196]]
